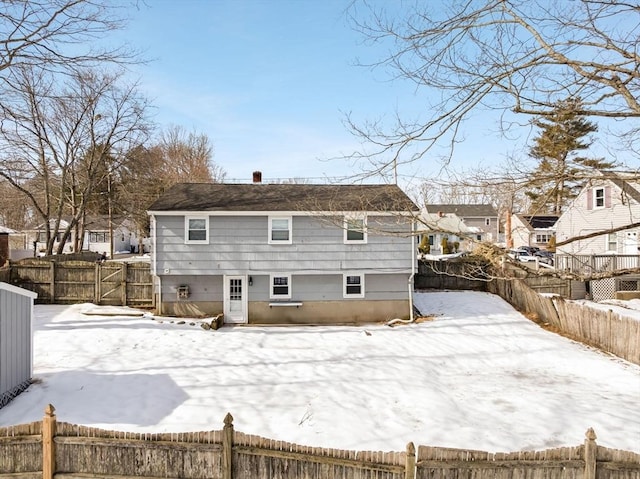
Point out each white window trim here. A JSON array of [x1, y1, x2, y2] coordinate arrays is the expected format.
[[344, 215, 367, 244], [268, 216, 292, 244], [606, 232, 618, 252], [270, 273, 292, 299], [343, 273, 365, 299], [185, 216, 209, 244], [594, 187, 605, 209]]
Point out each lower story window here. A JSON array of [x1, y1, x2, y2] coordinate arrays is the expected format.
[[270, 274, 291, 299], [344, 274, 364, 298]]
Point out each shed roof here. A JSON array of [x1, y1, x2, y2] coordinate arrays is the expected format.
[[148, 183, 418, 212]]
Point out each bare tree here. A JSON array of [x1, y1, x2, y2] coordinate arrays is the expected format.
[[115, 127, 226, 252], [0, 0, 136, 76], [0, 66, 150, 255], [347, 0, 639, 172]]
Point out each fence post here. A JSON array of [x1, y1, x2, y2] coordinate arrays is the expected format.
[[584, 428, 597, 479], [95, 263, 100, 304], [223, 413, 234, 479], [121, 262, 128, 306], [405, 442, 416, 479], [49, 262, 55, 303], [42, 404, 56, 479]]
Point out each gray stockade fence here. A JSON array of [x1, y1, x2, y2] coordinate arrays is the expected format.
[[0, 259, 153, 307], [1, 406, 638, 479]]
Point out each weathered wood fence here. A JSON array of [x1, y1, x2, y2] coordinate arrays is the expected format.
[[1, 406, 638, 479], [488, 277, 640, 365], [0, 260, 153, 307], [416, 260, 639, 365]]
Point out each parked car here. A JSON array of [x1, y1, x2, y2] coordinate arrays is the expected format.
[[534, 250, 554, 265], [507, 249, 538, 262]]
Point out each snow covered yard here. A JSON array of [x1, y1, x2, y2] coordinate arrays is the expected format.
[[0, 291, 638, 454]]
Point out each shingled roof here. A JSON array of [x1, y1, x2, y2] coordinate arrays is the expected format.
[[148, 183, 418, 212], [424, 204, 498, 217]]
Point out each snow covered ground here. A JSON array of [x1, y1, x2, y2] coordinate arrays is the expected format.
[[0, 291, 638, 454]]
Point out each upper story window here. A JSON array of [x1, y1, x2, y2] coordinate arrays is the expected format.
[[485, 218, 491, 226], [343, 273, 365, 298], [269, 216, 292, 244], [270, 274, 291, 299], [535, 233, 551, 244], [185, 216, 209, 244], [344, 215, 367, 243], [594, 187, 605, 208]]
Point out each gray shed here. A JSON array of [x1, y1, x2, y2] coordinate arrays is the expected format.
[[0, 282, 37, 408]]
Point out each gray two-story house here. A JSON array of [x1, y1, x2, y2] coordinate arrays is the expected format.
[[148, 181, 418, 325]]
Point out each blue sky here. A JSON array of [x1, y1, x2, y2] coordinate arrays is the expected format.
[[115, 1, 542, 185]]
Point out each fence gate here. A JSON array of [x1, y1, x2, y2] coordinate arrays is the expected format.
[[96, 263, 127, 306]]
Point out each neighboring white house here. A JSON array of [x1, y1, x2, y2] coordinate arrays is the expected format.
[[424, 204, 499, 242], [24, 216, 139, 257], [510, 215, 559, 250], [555, 174, 640, 256], [418, 211, 481, 255]]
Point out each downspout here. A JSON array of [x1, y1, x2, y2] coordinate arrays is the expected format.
[[150, 214, 162, 315], [386, 215, 417, 326]]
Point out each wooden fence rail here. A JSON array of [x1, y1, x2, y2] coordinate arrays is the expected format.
[[0, 260, 153, 308], [1, 406, 638, 479]]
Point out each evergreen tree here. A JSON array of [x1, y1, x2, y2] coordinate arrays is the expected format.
[[525, 99, 615, 215]]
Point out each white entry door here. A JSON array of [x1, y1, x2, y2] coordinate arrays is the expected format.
[[224, 275, 247, 324], [623, 231, 638, 254]]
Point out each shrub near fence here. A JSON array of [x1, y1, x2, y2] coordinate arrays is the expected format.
[[1, 407, 638, 479]]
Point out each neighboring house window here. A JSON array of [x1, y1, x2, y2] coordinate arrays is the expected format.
[[476, 234, 482, 241], [269, 216, 292, 244], [89, 232, 109, 243], [485, 218, 490, 226], [270, 274, 291, 299], [535, 233, 551, 244], [594, 187, 605, 208], [343, 274, 365, 298], [344, 216, 367, 243], [428, 235, 434, 246], [607, 233, 618, 252], [185, 216, 209, 244], [38, 232, 62, 242]]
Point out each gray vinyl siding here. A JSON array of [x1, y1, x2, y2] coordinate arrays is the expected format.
[[154, 214, 414, 276], [0, 284, 34, 408], [161, 273, 409, 303]]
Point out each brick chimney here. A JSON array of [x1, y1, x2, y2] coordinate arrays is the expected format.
[[252, 171, 262, 183]]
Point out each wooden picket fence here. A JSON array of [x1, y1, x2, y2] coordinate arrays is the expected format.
[[1, 406, 638, 479], [0, 260, 153, 307]]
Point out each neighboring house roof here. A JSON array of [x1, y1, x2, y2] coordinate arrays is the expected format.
[[424, 204, 498, 217], [516, 215, 559, 230], [420, 212, 475, 234], [25, 216, 131, 232], [148, 183, 418, 212]]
